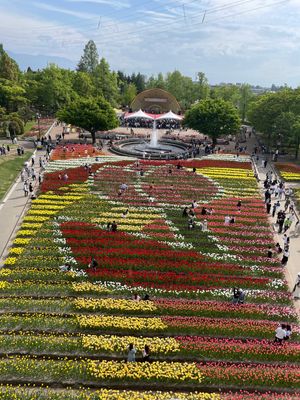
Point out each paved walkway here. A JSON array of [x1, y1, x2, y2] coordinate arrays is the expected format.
[[0, 145, 49, 265], [239, 132, 300, 314]]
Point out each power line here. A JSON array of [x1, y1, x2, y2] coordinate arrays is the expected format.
[[1, 0, 255, 37], [0, 0, 288, 51]]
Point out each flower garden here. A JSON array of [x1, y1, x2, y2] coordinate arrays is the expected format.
[[1, 147, 299, 399], [276, 162, 300, 181]]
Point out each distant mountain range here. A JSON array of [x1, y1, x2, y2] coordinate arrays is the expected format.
[[7, 50, 75, 71]]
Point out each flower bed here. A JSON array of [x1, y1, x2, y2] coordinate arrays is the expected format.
[[275, 162, 300, 181], [1, 156, 299, 398]]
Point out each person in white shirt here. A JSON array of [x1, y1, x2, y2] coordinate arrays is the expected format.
[[292, 273, 300, 299], [274, 324, 286, 343], [224, 215, 230, 225]]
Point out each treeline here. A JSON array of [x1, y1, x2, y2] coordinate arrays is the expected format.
[[0, 40, 253, 122], [0, 40, 299, 157]]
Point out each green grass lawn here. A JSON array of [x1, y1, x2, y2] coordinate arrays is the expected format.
[[24, 120, 36, 134], [0, 151, 33, 201]]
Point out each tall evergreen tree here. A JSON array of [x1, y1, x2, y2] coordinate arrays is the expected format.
[[0, 44, 20, 81], [77, 40, 99, 74]]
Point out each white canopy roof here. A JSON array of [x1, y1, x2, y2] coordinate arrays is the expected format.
[[156, 110, 183, 121], [124, 109, 154, 120]]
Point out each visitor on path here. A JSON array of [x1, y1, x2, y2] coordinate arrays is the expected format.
[[63, 173, 69, 182], [274, 324, 286, 344], [283, 234, 290, 247], [272, 201, 280, 218], [59, 263, 71, 272], [111, 221, 118, 232], [182, 207, 189, 217], [292, 273, 300, 299], [29, 182, 33, 194], [277, 211, 286, 234], [237, 200, 242, 211], [232, 288, 245, 304], [133, 293, 141, 301], [191, 200, 198, 209], [120, 183, 128, 193], [142, 345, 150, 362], [188, 218, 196, 230], [275, 243, 283, 254], [284, 198, 290, 212], [224, 215, 230, 225], [229, 216, 235, 224], [283, 217, 292, 233], [89, 257, 98, 271], [267, 246, 273, 258], [127, 344, 136, 362], [202, 219, 208, 232], [122, 209, 129, 218], [284, 325, 292, 340], [281, 247, 290, 267], [266, 198, 271, 214], [23, 182, 29, 197], [31, 156, 35, 166]]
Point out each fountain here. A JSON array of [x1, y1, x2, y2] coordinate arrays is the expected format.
[[150, 120, 158, 148], [110, 110, 190, 160]]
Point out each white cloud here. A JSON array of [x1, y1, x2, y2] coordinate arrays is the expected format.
[[0, 6, 88, 59], [32, 2, 98, 20], [65, 0, 130, 9]]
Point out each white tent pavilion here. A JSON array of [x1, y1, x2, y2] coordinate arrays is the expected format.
[[124, 109, 154, 120], [156, 110, 183, 121]]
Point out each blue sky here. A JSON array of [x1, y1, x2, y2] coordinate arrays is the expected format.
[[1, 0, 300, 86]]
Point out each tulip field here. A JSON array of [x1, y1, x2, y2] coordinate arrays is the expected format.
[[1, 147, 299, 399]]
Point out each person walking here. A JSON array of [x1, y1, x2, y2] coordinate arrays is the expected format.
[[266, 198, 271, 214], [127, 344, 136, 362], [283, 217, 292, 233], [281, 247, 290, 266], [292, 273, 300, 299], [272, 201, 280, 218], [142, 345, 150, 362], [23, 181, 29, 197], [274, 324, 286, 344], [29, 182, 33, 194]]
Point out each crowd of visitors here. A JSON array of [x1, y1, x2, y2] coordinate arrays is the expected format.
[[22, 154, 47, 198], [262, 170, 298, 267]]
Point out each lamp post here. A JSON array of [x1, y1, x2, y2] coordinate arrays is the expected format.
[[36, 112, 41, 140]]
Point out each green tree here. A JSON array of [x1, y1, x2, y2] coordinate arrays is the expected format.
[[93, 58, 119, 106], [248, 89, 296, 146], [1, 113, 24, 138], [57, 97, 118, 143], [0, 44, 20, 81], [0, 79, 27, 112], [72, 71, 93, 97], [291, 117, 300, 159], [195, 72, 210, 100], [211, 84, 240, 105], [184, 98, 240, 146], [120, 83, 137, 107], [147, 73, 166, 90], [77, 40, 99, 74], [25, 65, 75, 114], [166, 70, 196, 110], [238, 84, 254, 122], [132, 72, 146, 93]]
